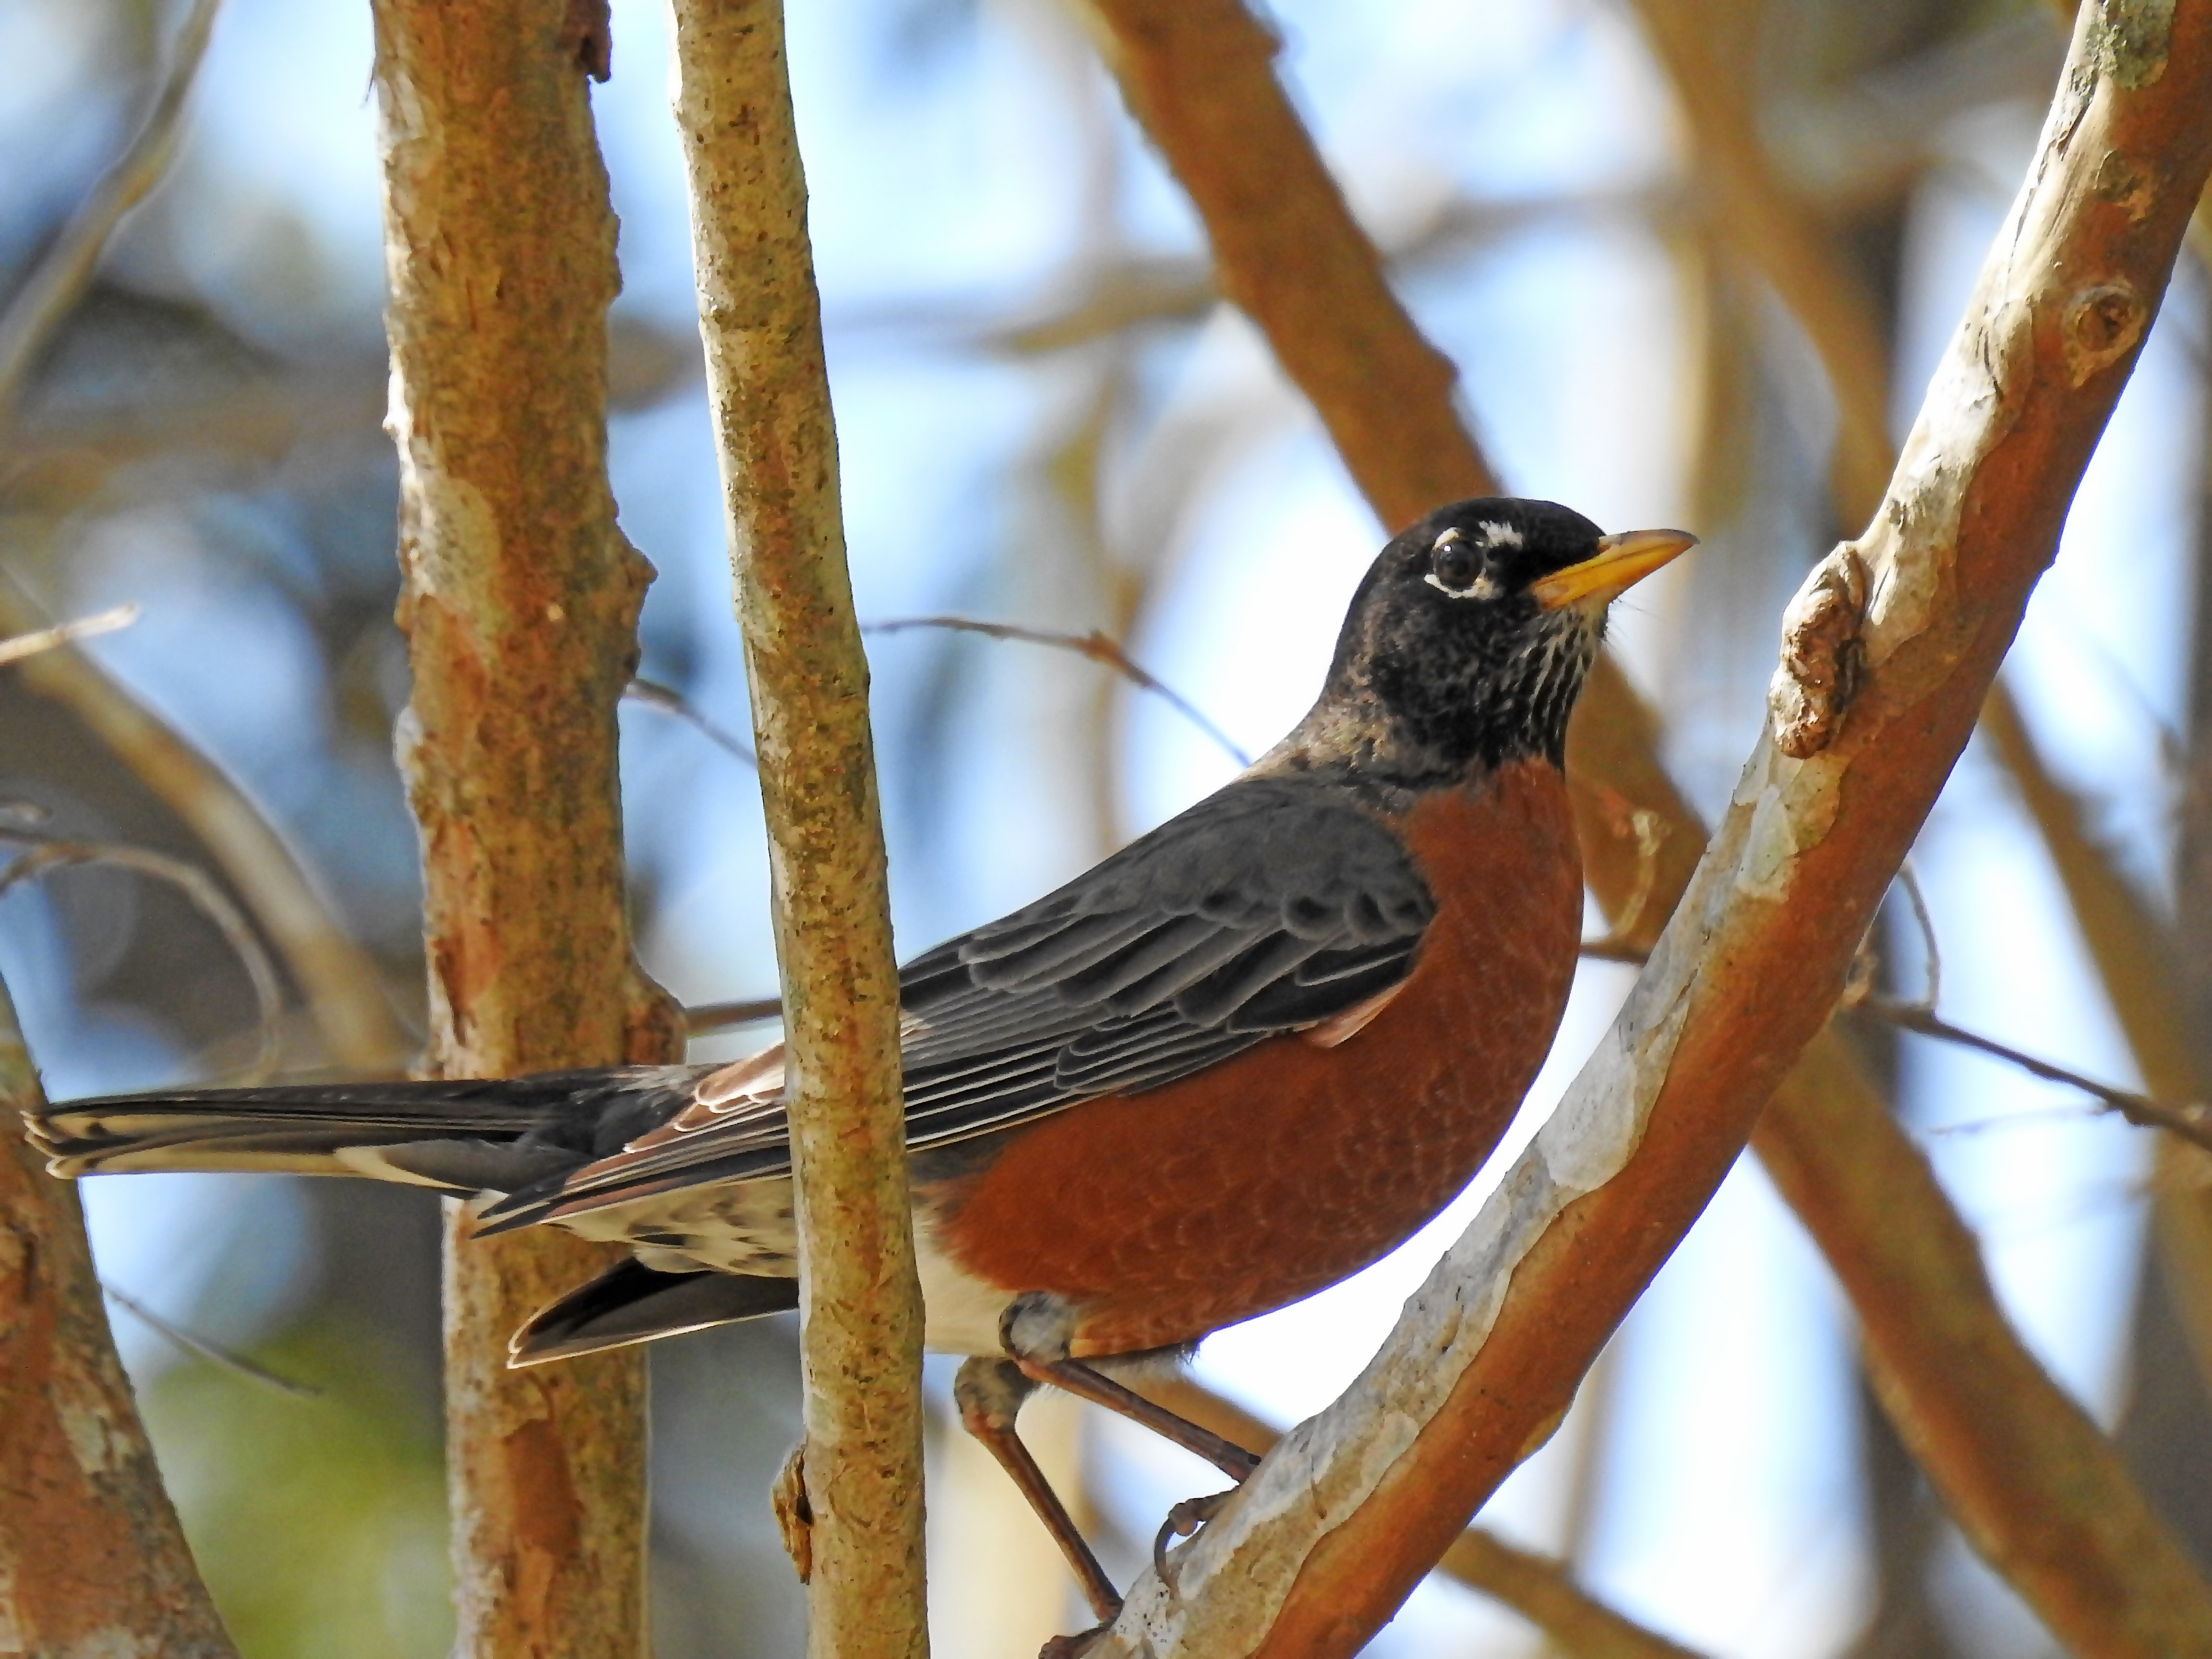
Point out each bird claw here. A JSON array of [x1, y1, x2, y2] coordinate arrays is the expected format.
[[1039, 1622, 1112, 1659], [1152, 1489, 1237, 1599]]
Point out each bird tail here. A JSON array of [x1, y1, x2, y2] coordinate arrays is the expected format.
[[509, 1257, 799, 1365], [26, 1067, 705, 1196]]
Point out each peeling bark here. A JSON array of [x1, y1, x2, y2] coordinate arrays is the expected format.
[[0, 971, 237, 1658], [1087, 1, 2212, 1652], [666, 5, 929, 1658], [370, 2, 679, 1654]]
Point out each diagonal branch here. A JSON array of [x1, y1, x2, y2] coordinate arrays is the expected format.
[[0, 0, 223, 419], [1086, 3, 2212, 1654], [666, 4, 929, 1657], [0, 603, 136, 667], [865, 615, 1251, 766], [1856, 996, 2212, 1155], [1140, 1376, 1705, 1659]]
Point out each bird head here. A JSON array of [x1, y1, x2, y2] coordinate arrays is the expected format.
[[1305, 497, 1695, 778]]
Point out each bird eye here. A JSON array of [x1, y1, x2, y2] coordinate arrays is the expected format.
[[1432, 538, 1480, 593]]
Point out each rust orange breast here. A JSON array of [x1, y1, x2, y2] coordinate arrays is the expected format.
[[931, 758, 1584, 1358]]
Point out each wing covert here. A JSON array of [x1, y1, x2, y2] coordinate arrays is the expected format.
[[476, 779, 1434, 1230]]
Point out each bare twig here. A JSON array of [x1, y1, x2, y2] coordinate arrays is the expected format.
[[1578, 803, 1667, 961], [0, 833, 284, 1082], [866, 615, 1251, 766], [0, 961, 238, 1655], [371, 1, 682, 1652], [0, 603, 138, 668], [682, 994, 781, 1035], [0, 0, 224, 419], [1086, 2, 2212, 1651], [100, 1283, 322, 1400], [624, 677, 758, 767], [668, 3, 927, 1655], [1857, 996, 2212, 1157], [1895, 862, 1941, 1009]]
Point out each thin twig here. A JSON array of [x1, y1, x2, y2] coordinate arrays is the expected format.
[[1579, 806, 1665, 961], [1858, 997, 2212, 1158], [101, 1284, 322, 1399], [0, 0, 225, 419], [0, 832, 285, 1083], [0, 604, 139, 669], [1896, 860, 1941, 1008], [683, 994, 781, 1034], [866, 615, 1252, 766], [624, 677, 757, 768], [1577, 917, 2212, 1159]]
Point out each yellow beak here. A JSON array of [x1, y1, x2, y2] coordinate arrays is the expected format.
[[1526, 527, 1698, 612]]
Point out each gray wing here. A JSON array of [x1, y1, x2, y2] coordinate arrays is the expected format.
[[476, 777, 1434, 1229]]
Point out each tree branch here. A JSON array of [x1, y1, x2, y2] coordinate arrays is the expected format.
[[1088, 3, 2212, 1652], [370, 2, 681, 1653], [0, 604, 136, 668], [666, 4, 928, 1657], [0, 966, 238, 1656], [865, 616, 1251, 766], [1854, 996, 2212, 1156], [0, 0, 223, 420], [1140, 1377, 1704, 1659], [1077, 0, 1500, 524], [0, 833, 284, 1082]]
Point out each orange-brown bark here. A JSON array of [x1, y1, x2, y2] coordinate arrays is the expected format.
[[1087, 2, 2212, 1654], [666, 4, 928, 1657], [370, 2, 678, 1654], [0, 973, 237, 1657]]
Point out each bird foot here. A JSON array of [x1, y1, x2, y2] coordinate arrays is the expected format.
[[1039, 1619, 1114, 1659], [1153, 1488, 1237, 1598]]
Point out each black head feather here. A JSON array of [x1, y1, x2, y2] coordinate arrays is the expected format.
[[1285, 497, 1634, 783]]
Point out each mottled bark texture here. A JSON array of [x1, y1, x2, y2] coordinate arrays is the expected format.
[[0, 971, 237, 1658], [370, 3, 678, 1655], [1083, 1, 2212, 1655], [666, 5, 929, 1659]]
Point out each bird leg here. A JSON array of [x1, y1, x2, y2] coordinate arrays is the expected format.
[[952, 1357, 1123, 1625], [1017, 1356, 1261, 1482], [1000, 1293, 1262, 1484]]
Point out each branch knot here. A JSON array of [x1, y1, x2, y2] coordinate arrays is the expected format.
[[2062, 282, 2147, 386], [1768, 546, 1870, 760]]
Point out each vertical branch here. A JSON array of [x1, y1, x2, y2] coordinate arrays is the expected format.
[[370, 4, 678, 1656], [666, 6, 929, 1659], [0, 969, 238, 1657]]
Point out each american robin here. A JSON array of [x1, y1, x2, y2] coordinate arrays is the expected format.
[[30, 496, 1692, 1633]]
